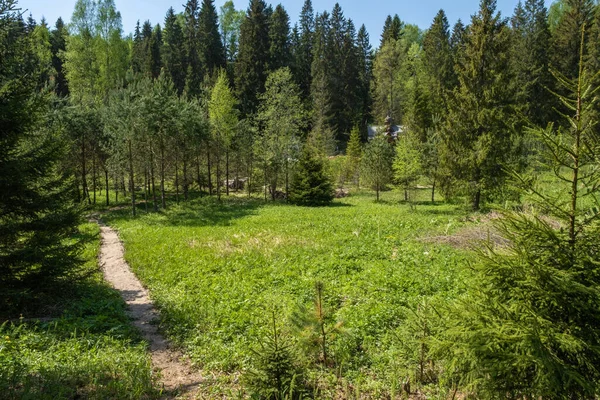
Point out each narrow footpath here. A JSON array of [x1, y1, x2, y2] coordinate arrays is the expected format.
[[98, 222, 203, 399]]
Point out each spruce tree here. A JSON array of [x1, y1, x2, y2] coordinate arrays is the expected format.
[[441, 35, 600, 398], [381, 14, 402, 46], [50, 17, 69, 96], [510, 0, 552, 126], [551, 0, 594, 80], [184, 0, 202, 97], [1, 0, 80, 289], [132, 21, 143, 74], [289, 146, 334, 206], [310, 11, 334, 153], [268, 4, 291, 72], [163, 7, 186, 94], [149, 24, 162, 79], [423, 9, 455, 109], [295, 0, 314, 100], [198, 0, 226, 77], [356, 24, 373, 131], [441, 0, 514, 210], [235, 0, 270, 117]]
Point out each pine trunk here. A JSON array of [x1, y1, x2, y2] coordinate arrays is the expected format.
[[129, 139, 136, 217]]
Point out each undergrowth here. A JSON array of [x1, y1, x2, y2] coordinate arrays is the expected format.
[[0, 223, 157, 400], [103, 189, 475, 397]]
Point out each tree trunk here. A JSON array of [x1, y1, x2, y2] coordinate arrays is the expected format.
[[129, 139, 136, 217], [285, 158, 289, 200], [264, 162, 268, 202], [160, 143, 166, 210], [404, 188, 408, 202], [473, 189, 481, 211], [105, 168, 109, 206], [196, 155, 201, 194], [175, 156, 180, 204], [115, 173, 119, 203], [431, 177, 436, 203], [82, 137, 90, 204], [206, 145, 213, 196], [183, 157, 188, 201], [92, 149, 96, 204], [144, 166, 148, 213], [226, 149, 230, 196], [216, 145, 221, 201], [150, 147, 157, 211]]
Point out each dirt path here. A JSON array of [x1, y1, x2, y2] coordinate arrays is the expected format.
[[98, 222, 203, 399]]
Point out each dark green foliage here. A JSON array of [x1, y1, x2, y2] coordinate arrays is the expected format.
[[423, 9, 455, 109], [310, 4, 363, 146], [235, 0, 270, 117], [356, 24, 373, 129], [441, 0, 514, 210], [0, 0, 80, 289], [381, 14, 402, 47], [268, 4, 291, 72], [149, 24, 162, 79], [131, 21, 143, 74], [440, 36, 600, 399], [293, 0, 314, 100], [551, 0, 594, 80], [289, 147, 333, 206], [510, 0, 553, 126], [198, 0, 226, 76], [245, 312, 304, 400], [50, 17, 69, 97], [163, 7, 186, 94], [184, 0, 202, 97]]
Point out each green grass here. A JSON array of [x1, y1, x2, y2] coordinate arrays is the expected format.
[[0, 223, 158, 400], [103, 189, 476, 396]]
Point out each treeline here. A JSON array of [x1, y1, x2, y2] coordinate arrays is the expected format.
[[371, 0, 600, 209], [24, 0, 374, 209]]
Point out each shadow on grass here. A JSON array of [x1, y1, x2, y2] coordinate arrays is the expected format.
[[104, 195, 265, 228], [104, 195, 354, 228], [0, 226, 99, 320]]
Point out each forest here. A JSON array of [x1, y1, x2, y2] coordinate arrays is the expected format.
[[2, 0, 600, 398]]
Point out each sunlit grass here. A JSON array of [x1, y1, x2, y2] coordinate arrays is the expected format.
[[104, 189, 474, 392]]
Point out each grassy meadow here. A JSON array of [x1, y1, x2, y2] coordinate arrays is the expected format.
[[103, 189, 481, 397], [0, 223, 157, 400]]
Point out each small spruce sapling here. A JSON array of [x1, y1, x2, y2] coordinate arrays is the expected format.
[[245, 311, 304, 400], [288, 146, 334, 206]]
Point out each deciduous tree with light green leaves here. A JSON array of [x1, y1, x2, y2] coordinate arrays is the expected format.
[[209, 69, 238, 200], [393, 131, 421, 202], [257, 67, 305, 200]]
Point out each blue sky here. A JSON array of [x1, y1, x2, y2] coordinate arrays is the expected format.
[[19, 0, 554, 46]]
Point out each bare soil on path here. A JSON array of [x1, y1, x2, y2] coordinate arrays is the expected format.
[[98, 222, 203, 399]]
